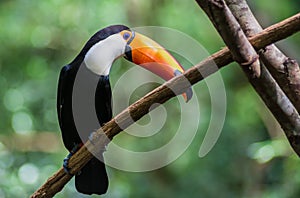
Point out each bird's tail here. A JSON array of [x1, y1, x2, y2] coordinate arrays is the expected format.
[[75, 157, 108, 195]]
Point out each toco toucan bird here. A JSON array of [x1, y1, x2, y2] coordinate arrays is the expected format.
[[57, 25, 192, 195]]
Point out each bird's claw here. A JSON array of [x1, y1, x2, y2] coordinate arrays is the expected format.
[[63, 143, 81, 175], [63, 153, 73, 174]]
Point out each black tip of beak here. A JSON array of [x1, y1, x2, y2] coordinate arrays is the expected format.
[[185, 87, 193, 102], [124, 45, 132, 62], [174, 70, 193, 102]]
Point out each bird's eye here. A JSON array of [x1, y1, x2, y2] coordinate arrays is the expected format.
[[123, 32, 131, 40]]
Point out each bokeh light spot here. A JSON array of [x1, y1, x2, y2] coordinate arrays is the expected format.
[[18, 163, 39, 185], [12, 112, 33, 135], [3, 89, 24, 112], [255, 145, 275, 163]]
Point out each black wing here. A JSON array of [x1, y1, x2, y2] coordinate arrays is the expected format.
[[57, 65, 81, 150], [57, 66, 67, 130]]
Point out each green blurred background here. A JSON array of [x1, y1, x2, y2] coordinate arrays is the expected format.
[[1, 0, 300, 197]]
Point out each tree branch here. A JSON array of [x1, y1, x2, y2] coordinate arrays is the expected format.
[[31, 12, 300, 198], [196, 0, 300, 152], [195, 0, 261, 77], [225, 0, 300, 113]]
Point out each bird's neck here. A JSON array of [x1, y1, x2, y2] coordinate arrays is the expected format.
[[83, 43, 114, 76], [83, 34, 125, 76], [84, 59, 113, 76]]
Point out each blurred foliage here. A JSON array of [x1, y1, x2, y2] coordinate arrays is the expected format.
[[0, 0, 300, 198]]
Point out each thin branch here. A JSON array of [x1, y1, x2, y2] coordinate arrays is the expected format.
[[195, 0, 261, 77], [31, 12, 300, 198], [225, 0, 300, 113], [196, 0, 300, 150]]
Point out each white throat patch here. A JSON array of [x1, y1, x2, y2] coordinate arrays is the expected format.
[[84, 34, 126, 76]]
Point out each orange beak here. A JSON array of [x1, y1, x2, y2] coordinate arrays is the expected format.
[[122, 31, 193, 102]]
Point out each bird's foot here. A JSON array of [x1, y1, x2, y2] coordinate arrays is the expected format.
[[63, 143, 82, 175]]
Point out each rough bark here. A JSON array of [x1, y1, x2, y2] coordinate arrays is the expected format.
[[225, 0, 300, 113], [195, 0, 300, 155], [196, 0, 261, 77]]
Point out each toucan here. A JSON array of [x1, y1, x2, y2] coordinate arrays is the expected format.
[[57, 25, 192, 195]]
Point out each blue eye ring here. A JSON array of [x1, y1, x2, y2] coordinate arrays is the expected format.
[[123, 32, 131, 40]]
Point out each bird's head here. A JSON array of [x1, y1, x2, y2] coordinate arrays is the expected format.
[[79, 25, 192, 102]]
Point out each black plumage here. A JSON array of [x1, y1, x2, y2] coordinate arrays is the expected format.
[[57, 25, 129, 195]]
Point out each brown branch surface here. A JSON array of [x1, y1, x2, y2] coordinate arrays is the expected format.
[[31, 12, 300, 198], [225, 0, 300, 113], [196, 0, 300, 152], [196, 0, 261, 77]]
